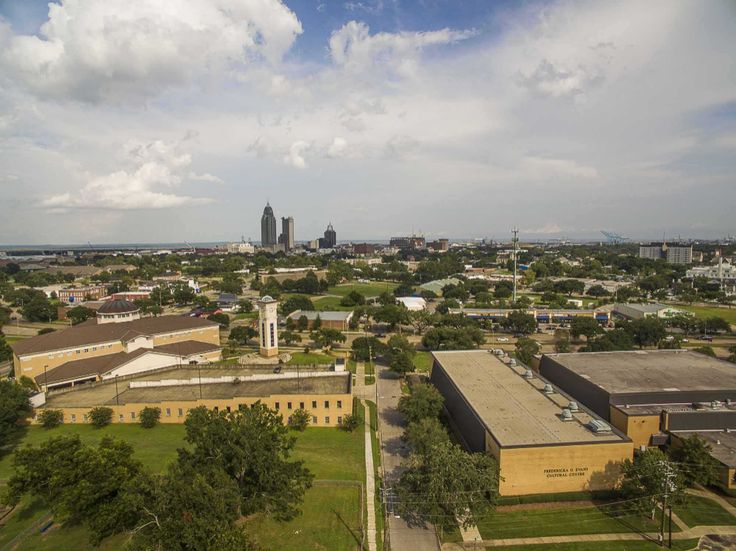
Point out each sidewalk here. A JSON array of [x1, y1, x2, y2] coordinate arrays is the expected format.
[[363, 401, 377, 551]]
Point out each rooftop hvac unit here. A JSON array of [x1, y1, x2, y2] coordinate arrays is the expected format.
[[712, 400, 723, 409], [509, 359, 517, 367], [586, 420, 613, 433], [568, 401, 579, 412], [560, 408, 574, 421], [543, 383, 554, 394], [523, 369, 533, 380]]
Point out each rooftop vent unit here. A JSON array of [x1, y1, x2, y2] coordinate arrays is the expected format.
[[586, 420, 612, 433], [543, 383, 554, 394], [568, 401, 579, 412], [523, 369, 533, 380], [712, 400, 722, 409], [727, 399, 732, 407], [560, 408, 574, 421]]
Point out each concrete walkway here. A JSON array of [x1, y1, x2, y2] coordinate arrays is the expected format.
[[363, 401, 378, 551]]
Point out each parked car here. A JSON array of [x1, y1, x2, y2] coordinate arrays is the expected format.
[[497, 337, 509, 342]]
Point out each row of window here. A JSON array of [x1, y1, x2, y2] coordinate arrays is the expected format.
[[65, 407, 342, 425], [275, 400, 342, 411], [46, 343, 114, 360]]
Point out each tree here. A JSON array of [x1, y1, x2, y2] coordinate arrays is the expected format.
[[398, 383, 444, 423], [228, 325, 257, 345], [0, 379, 31, 445], [582, 328, 635, 352], [404, 417, 450, 457], [624, 318, 667, 348], [280, 295, 314, 316], [67, 305, 95, 325], [386, 334, 416, 361], [668, 435, 720, 487], [397, 440, 499, 529], [172, 284, 196, 305], [3, 435, 144, 544], [0, 333, 13, 362], [38, 409, 64, 428], [390, 352, 415, 375], [88, 406, 113, 428], [208, 312, 230, 327], [312, 314, 322, 330], [310, 327, 346, 349], [340, 414, 360, 432], [586, 284, 610, 297], [21, 295, 56, 322], [373, 304, 410, 330], [515, 337, 540, 365], [570, 317, 603, 340], [139, 406, 161, 429], [238, 299, 254, 313], [289, 408, 310, 431], [340, 290, 366, 307], [502, 310, 536, 335], [180, 404, 313, 520], [692, 345, 716, 357], [619, 448, 685, 517], [408, 310, 434, 335], [297, 315, 309, 331], [422, 326, 485, 350], [281, 331, 302, 346], [352, 336, 387, 361]]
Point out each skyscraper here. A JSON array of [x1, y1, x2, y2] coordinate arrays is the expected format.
[[319, 222, 337, 249], [279, 216, 295, 251], [260, 202, 277, 247]]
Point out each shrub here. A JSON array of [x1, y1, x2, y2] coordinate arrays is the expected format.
[[340, 414, 360, 432], [289, 408, 311, 431], [38, 409, 63, 429], [139, 406, 161, 429], [88, 406, 113, 428]]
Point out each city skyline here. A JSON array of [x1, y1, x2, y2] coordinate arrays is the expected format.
[[0, 1, 734, 244]]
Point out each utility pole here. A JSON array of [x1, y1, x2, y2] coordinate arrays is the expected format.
[[512, 227, 519, 304], [659, 460, 677, 547]]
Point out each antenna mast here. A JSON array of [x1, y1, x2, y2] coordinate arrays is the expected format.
[[512, 227, 519, 303]]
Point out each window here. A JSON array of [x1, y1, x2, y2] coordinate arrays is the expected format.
[[119, 414, 124, 422], [213, 406, 219, 413], [325, 416, 330, 424], [131, 411, 136, 419], [324, 400, 330, 409], [76, 350, 81, 354], [275, 402, 280, 410], [226, 406, 231, 413], [165, 408, 171, 417], [92, 347, 97, 351], [178, 408, 183, 417], [312, 400, 317, 409], [287, 402, 292, 410], [84, 348, 89, 353], [337, 416, 342, 424], [337, 400, 342, 409], [83, 415, 87, 422], [71, 414, 76, 423], [312, 416, 318, 425], [299, 402, 305, 409]]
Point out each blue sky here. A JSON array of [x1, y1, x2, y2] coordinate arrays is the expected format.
[[0, 0, 734, 245]]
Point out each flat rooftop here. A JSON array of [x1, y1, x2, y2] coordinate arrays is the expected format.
[[432, 350, 627, 447], [44, 365, 350, 408], [542, 350, 736, 395], [672, 431, 736, 468]]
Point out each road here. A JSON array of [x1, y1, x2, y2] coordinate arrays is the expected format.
[[376, 363, 440, 551]]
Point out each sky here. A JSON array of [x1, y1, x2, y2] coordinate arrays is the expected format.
[[0, 0, 734, 245]]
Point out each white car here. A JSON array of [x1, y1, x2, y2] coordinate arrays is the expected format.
[[497, 337, 509, 342]]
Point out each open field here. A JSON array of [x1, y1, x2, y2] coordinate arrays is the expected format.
[[487, 540, 699, 550], [329, 282, 398, 298], [675, 304, 736, 325], [412, 350, 433, 373], [0, 422, 365, 551], [312, 295, 355, 311], [674, 495, 736, 526]]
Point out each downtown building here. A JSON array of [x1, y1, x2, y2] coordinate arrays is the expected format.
[[638, 242, 693, 264]]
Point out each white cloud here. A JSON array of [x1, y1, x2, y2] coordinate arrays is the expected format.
[[41, 139, 216, 210], [0, 0, 302, 102], [327, 137, 348, 158], [522, 156, 599, 180], [283, 141, 310, 168], [329, 21, 476, 75]]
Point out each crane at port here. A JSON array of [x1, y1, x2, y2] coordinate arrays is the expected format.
[[600, 231, 629, 244]]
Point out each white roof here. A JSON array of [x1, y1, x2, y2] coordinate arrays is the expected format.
[[396, 297, 427, 309]]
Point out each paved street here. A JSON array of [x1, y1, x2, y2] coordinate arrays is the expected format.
[[376, 364, 440, 551]]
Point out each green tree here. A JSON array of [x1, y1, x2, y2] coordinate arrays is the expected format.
[[312, 314, 322, 330], [515, 337, 540, 365], [397, 440, 499, 529], [21, 295, 57, 322], [386, 334, 416, 362], [404, 417, 450, 457], [280, 295, 315, 316], [66, 305, 95, 325], [586, 284, 610, 297], [281, 330, 302, 346], [570, 317, 603, 340], [238, 299, 254, 313], [408, 310, 434, 335], [0, 379, 31, 445], [624, 318, 667, 348], [172, 284, 196, 304], [38, 409, 64, 428], [390, 352, 415, 375], [208, 312, 230, 327], [88, 406, 113, 428], [229, 325, 257, 345], [139, 406, 161, 429], [398, 383, 444, 423], [502, 310, 536, 335], [352, 336, 387, 361], [310, 327, 346, 350], [692, 345, 716, 357], [0, 332, 13, 362], [668, 435, 719, 487], [421, 326, 485, 350], [340, 290, 366, 307], [619, 448, 685, 517], [289, 408, 310, 431], [340, 413, 360, 432], [180, 404, 313, 520], [297, 315, 309, 331]]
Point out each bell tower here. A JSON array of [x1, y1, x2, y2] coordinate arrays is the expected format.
[[257, 296, 279, 357]]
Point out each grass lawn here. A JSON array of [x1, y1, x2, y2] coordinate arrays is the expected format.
[[0, 497, 49, 548], [474, 503, 663, 540], [3, 335, 28, 343], [329, 282, 398, 298], [412, 351, 433, 373], [312, 295, 355, 311], [286, 351, 335, 365], [675, 304, 736, 324], [0, 424, 187, 482], [290, 427, 364, 481], [674, 495, 736, 526], [16, 523, 129, 551], [487, 540, 699, 550]]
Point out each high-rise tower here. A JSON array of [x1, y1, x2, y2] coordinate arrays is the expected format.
[[260, 203, 277, 247], [279, 216, 295, 251], [319, 222, 336, 249]]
